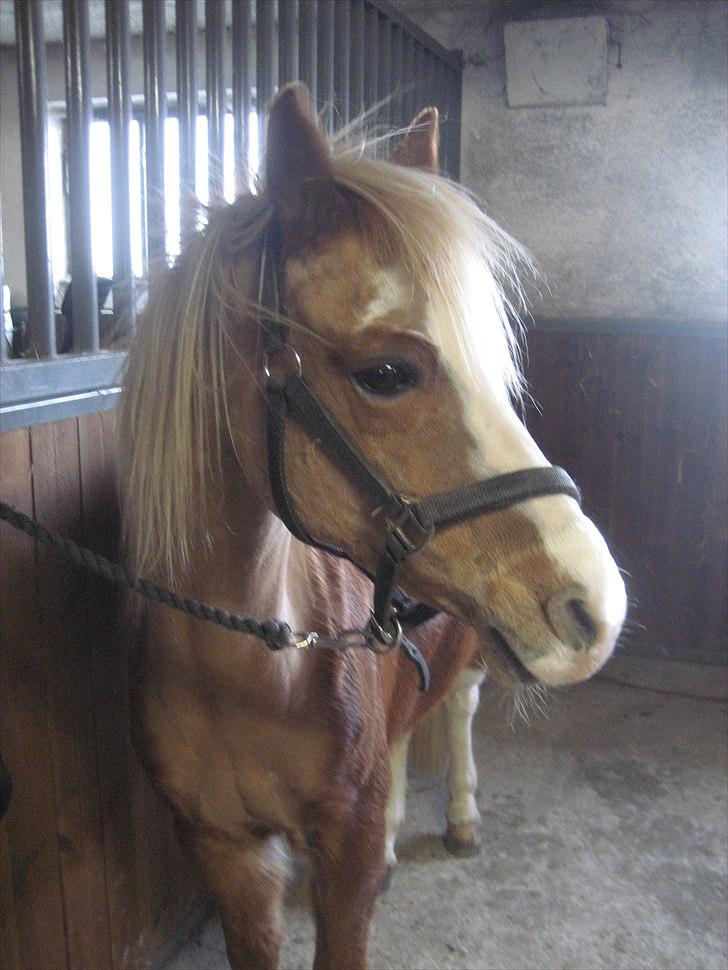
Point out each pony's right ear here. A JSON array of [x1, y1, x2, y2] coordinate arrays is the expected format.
[[265, 83, 334, 212], [391, 107, 439, 173]]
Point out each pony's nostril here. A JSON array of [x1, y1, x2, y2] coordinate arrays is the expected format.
[[545, 585, 599, 649], [568, 597, 598, 645]]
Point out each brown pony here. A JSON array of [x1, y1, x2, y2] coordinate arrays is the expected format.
[[118, 85, 626, 970]]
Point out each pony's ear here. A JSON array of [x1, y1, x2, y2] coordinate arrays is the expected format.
[[265, 82, 334, 208], [391, 107, 439, 173]]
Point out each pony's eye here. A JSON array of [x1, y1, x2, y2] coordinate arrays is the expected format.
[[352, 360, 420, 398]]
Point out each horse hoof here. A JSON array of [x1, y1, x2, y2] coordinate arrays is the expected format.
[[380, 865, 395, 894], [443, 823, 481, 858]]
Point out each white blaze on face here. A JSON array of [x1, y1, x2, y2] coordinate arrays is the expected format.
[[357, 268, 409, 330], [429, 258, 627, 665]]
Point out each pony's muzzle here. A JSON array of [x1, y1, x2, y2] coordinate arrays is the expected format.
[[544, 583, 599, 651]]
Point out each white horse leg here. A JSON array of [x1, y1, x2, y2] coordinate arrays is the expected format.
[[443, 667, 486, 857], [384, 732, 410, 873]]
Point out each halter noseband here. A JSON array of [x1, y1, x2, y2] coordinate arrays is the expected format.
[[260, 233, 581, 691]]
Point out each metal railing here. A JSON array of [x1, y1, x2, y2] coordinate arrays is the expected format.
[[0, 0, 462, 431]]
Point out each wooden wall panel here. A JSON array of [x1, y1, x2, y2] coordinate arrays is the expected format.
[[0, 428, 68, 970], [524, 327, 728, 666], [0, 413, 202, 970]]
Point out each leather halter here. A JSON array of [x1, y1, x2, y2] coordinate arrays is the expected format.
[[259, 232, 581, 690]]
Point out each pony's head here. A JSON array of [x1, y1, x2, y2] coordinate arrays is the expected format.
[[120, 84, 626, 688]]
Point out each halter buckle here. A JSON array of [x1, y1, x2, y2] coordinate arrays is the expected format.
[[385, 499, 434, 562]]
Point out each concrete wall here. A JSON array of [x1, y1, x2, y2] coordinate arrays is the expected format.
[[393, 0, 727, 325]]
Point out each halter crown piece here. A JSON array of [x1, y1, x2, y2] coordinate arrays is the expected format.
[[259, 227, 582, 691]]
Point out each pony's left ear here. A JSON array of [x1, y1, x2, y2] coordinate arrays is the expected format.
[[265, 82, 334, 210], [391, 107, 439, 173]]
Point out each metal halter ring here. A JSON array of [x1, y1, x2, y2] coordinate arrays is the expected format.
[[264, 345, 303, 381], [365, 612, 403, 655]]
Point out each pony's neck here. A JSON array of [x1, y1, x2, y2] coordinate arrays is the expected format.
[[191, 474, 305, 630]]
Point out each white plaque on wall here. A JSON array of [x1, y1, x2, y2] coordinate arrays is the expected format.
[[504, 16, 609, 108]]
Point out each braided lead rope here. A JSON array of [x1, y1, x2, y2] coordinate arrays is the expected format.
[[0, 501, 292, 650]]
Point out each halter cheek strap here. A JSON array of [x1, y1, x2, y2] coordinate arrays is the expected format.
[[260, 236, 581, 692]]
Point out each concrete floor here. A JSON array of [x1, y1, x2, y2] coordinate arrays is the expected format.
[[166, 678, 728, 970]]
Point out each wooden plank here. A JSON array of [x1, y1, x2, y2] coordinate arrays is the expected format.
[[0, 819, 21, 970], [76, 410, 134, 968], [29, 418, 112, 970], [525, 329, 728, 665], [0, 428, 68, 970], [78, 410, 202, 969]]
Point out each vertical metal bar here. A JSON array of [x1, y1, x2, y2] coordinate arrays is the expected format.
[[316, 0, 334, 127], [106, 0, 135, 334], [377, 13, 390, 127], [349, 0, 364, 119], [15, 0, 55, 357], [63, 0, 98, 352], [206, 0, 225, 203], [333, 0, 350, 127], [143, 0, 166, 267], [232, 0, 253, 189], [402, 31, 415, 124], [0, 197, 6, 362], [363, 2, 378, 113], [278, 0, 297, 86], [256, 0, 276, 160], [414, 42, 426, 114], [425, 49, 436, 115], [449, 55, 463, 180], [176, 0, 197, 238], [298, 0, 317, 108], [433, 56, 447, 175], [391, 23, 403, 130]]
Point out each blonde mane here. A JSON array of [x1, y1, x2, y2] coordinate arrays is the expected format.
[[118, 135, 532, 581]]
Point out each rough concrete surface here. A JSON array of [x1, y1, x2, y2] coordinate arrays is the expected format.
[[392, 0, 728, 324], [166, 679, 728, 970]]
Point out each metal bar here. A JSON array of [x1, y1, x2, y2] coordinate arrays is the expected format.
[[390, 23, 403, 130], [434, 56, 448, 175], [106, 0, 135, 335], [316, 0, 334, 126], [176, 0, 197, 238], [334, 0, 350, 126], [14, 0, 55, 358], [278, 0, 297, 86], [367, 0, 458, 65], [142, 0, 166, 266], [364, 2, 378, 112], [0, 197, 6, 362], [0, 387, 121, 433], [0, 352, 126, 406], [349, 0, 364, 118], [377, 12, 390, 127], [402, 31, 415, 123], [256, 0, 276, 160], [449, 55, 463, 180], [414, 42, 426, 114], [232, 0, 253, 190], [206, 0, 225, 203], [426, 49, 438, 115], [63, 0, 98, 352], [298, 0, 317, 108]]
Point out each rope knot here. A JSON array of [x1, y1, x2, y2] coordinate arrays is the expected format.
[[260, 620, 291, 650]]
